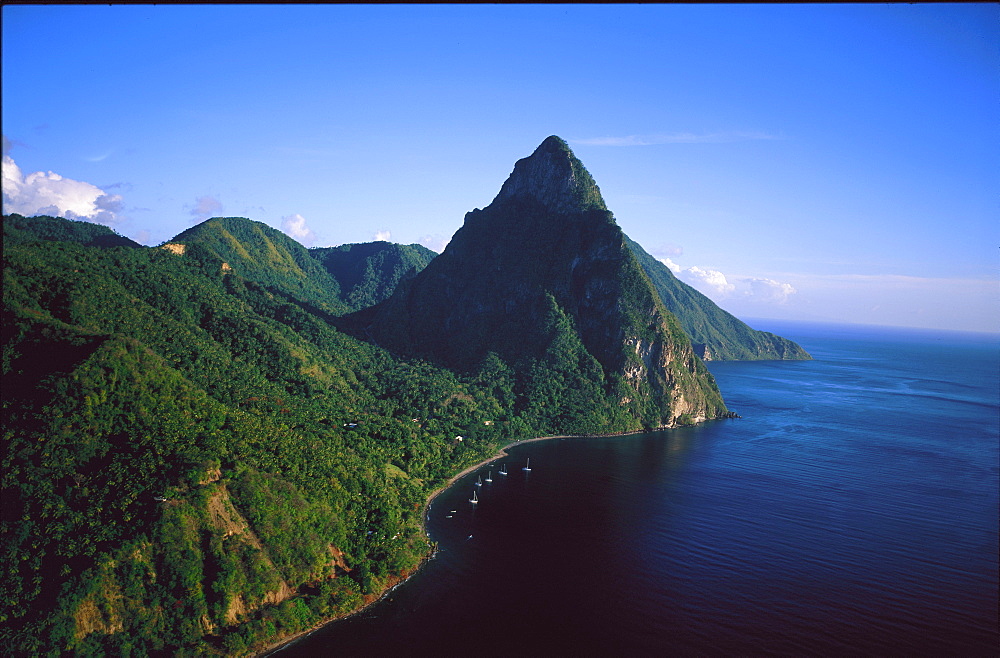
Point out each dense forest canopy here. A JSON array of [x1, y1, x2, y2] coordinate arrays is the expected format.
[[2, 140, 804, 654], [2, 211, 703, 655], [310, 241, 437, 311]]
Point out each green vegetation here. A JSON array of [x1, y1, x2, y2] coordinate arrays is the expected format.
[[356, 141, 729, 429], [310, 241, 436, 311], [1, 215, 511, 655], [170, 217, 350, 316], [4, 213, 141, 249], [1, 138, 783, 654], [624, 236, 811, 361], [3, 207, 721, 655]]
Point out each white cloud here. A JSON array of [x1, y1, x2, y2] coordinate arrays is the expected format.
[[685, 265, 737, 297], [658, 257, 682, 273], [656, 262, 994, 333], [659, 256, 796, 305], [2, 144, 125, 226], [572, 132, 783, 147], [281, 213, 316, 245], [745, 277, 796, 303], [374, 229, 391, 241], [189, 195, 223, 219]]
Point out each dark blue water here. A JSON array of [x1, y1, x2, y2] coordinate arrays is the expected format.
[[287, 321, 999, 656]]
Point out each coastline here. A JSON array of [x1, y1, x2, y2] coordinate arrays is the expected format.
[[255, 427, 664, 656]]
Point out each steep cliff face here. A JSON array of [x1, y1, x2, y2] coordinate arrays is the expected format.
[[360, 136, 727, 429]]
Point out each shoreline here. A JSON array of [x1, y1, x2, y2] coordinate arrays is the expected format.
[[256, 427, 672, 656]]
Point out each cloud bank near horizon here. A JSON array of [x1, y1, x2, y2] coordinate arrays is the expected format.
[[659, 257, 797, 304]]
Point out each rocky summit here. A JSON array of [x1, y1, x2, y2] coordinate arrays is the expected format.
[[355, 136, 729, 431], [492, 135, 607, 214]]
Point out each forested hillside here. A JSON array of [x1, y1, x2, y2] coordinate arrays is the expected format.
[[3, 136, 805, 654], [310, 241, 436, 311], [356, 136, 729, 431], [168, 217, 350, 315], [4, 213, 142, 249], [1, 215, 532, 655], [4, 121, 816, 650]]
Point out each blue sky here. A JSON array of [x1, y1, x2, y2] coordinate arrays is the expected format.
[[3, 4, 997, 332]]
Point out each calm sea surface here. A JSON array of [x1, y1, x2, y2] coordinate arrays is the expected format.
[[287, 321, 999, 656]]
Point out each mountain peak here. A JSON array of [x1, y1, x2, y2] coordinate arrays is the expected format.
[[493, 135, 607, 214], [355, 136, 728, 430]]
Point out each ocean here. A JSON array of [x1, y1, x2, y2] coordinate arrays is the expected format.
[[284, 320, 999, 656]]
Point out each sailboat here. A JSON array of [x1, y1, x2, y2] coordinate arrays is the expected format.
[[522, 458, 532, 472], [485, 470, 493, 483], [475, 476, 483, 487], [470, 490, 478, 504], [499, 464, 508, 476]]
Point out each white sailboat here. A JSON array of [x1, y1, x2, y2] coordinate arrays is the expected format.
[[475, 476, 483, 487], [522, 458, 532, 472], [470, 490, 478, 504], [485, 470, 493, 483], [499, 464, 508, 476]]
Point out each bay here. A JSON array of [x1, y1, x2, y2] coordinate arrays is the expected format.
[[284, 320, 999, 656]]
